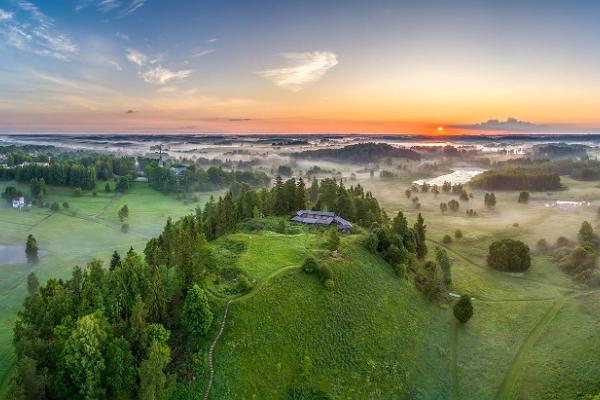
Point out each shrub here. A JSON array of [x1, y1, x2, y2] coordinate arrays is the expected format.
[[302, 257, 319, 274], [442, 234, 452, 244], [104, 183, 111, 192], [327, 228, 340, 251], [518, 191, 530, 203], [448, 199, 459, 212], [392, 262, 408, 279], [73, 187, 82, 197], [556, 236, 571, 247], [536, 238, 549, 253], [453, 296, 473, 323], [323, 279, 335, 290], [454, 229, 463, 239], [487, 239, 531, 272], [318, 264, 333, 282], [236, 275, 252, 293], [50, 202, 60, 212], [62, 201, 69, 209]]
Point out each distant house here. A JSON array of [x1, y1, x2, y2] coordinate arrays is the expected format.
[[170, 166, 187, 175], [290, 210, 353, 232], [12, 197, 25, 209]]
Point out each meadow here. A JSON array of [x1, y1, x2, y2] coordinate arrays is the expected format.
[[3, 152, 600, 399]]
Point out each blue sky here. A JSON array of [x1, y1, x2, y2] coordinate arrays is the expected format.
[[1, 0, 600, 133]]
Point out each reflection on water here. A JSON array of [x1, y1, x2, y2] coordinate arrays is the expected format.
[[412, 169, 486, 186], [0, 245, 47, 265]]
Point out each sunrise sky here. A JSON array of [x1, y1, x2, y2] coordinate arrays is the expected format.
[[1, 0, 600, 134]]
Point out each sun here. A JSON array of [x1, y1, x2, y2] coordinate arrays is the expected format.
[[437, 126, 444, 132]]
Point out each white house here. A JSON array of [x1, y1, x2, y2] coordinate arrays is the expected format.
[[12, 196, 25, 209]]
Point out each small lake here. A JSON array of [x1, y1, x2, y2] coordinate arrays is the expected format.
[[0, 245, 47, 265], [413, 168, 487, 186]]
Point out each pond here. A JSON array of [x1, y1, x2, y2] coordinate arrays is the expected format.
[[412, 168, 487, 186], [0, 244, 47, 265]]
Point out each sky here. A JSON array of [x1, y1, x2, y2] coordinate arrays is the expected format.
[[1, 0, 600, 134]]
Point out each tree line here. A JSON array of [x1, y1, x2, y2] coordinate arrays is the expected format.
[[293, 142, 421, 163], [470, 168, 561, 191]]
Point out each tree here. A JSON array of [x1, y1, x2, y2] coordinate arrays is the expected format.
[[578, 221, 599, 249], [26, 272, 39, 295], [448, 199, 459, 212], [118, 204, 129, 222], [442, 234, 452, 244], [414, 213, 427, 259], [518, 191, 530, 203], [104, 182, 111, 192], [50, 201, 60, 212], [129, 295, 148, 357], [454, 229, 463, 239], [105, 337, 136, 399], [109, 251, 121, 270], [484, 192, 496, 208], [115, 176, 130, 193], [453, 296, 473, 323], [62, 201, 70, 209], [73, 187, 82, 197], [25, 234, 38, 263], [181, 285, 213, 336], [63, 314, 107, 400], [487, 239, 531, 272], [138, 339, 172, 400], [440, 202, 448, 213], [436, 247, 452, 286], [302, 256, 318, 273], [327, 228, 340, 252]]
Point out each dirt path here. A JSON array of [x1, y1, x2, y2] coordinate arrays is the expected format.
[[202, 264, 300, 400], [94, 192, 122, 218], [27, 212, 54, 231]]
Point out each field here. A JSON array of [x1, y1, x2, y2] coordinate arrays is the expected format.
[[0, 181, 222, 396], [3, 159, 600, 399]]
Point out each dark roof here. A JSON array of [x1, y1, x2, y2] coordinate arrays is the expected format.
[[291, 210, 353, 229]]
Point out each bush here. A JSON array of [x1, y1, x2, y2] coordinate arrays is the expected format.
[[392, 262, 408, 279], [323, 279, 335, 290], [454, 229, 463, 239], [518, 191, 530, 203], [62, 201, 69, 209], [536, 238, 549, 253], [236, 275, 252, 293], [453, 296, 473, 323], [556, 236, 570, 247], [50, 202, 60, 212], [302, 257, 319, 274], [442, 234, 452, 244], [73, 187, 82, 197], [487, 239, 531, 272], [318, 264, 333, 282]]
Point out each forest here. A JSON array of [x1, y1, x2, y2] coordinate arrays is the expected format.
[[293, 142, 421, 163]]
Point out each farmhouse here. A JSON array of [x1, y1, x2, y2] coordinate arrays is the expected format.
[[290, 210, 353, 232], [12, 197, 25, 209]]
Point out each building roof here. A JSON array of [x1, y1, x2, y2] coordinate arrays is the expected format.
[[291, 210, 353, 229]]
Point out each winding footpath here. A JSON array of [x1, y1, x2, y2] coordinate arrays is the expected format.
[[202, 265, 300, 400]]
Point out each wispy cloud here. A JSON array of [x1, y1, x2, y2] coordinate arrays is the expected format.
[[108, 60, 122, 71], [119, 0, 146, 17], [0, 2, 77, 60], [191, 48, 215, 58], [126, 48, 147, 66], [141, 66, 194, 85], [76, 0, 145, 17], [258, 51, 338, 92], [207, 38, 218, 43]]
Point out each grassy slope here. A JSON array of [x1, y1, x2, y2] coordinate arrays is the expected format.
[[0, 181, 222, 396], [211, 237, 452, 399]]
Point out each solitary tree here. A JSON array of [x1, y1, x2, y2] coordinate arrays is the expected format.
[[518, 191, 530, 204], [435, 247, 452, 287], [181, 285, 213, 336], [453, 296, 473, 323], [25, 234, 38, 263], [50, 202, 60, 212], [414, 213, 427, 259], [487, 239, 531, 272], [118, 205, 129, 222]]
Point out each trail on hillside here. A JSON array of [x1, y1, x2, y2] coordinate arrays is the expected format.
[[94, 192, 122, 218], [203, 264, 300, 400], [493, 290, 600, 400], [27, 212, 54, 231]]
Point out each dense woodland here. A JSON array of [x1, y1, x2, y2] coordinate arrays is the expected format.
[[470, 168, 562, 191], [293, 142, 421, 163]]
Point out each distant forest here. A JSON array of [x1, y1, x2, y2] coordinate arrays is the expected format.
[[293, 143, 421, 163], [470, 168, 562, 191]]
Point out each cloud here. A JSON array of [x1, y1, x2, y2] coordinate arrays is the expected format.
[[125, 109, 137, 114], [450, 117, 548, 132], [126, 48, 147, 66], [207, 38, 218, 43], [76, 0, 145, 17], [0, 2, 77, 60], [191, 48, 215, 58], [0, 8, 13, 20], [258, 51, 338, 92], [141, 66, 194, 84], [119, 0, 146, 17], [108, 60, 122, 71], [114, 31, 130, 41]]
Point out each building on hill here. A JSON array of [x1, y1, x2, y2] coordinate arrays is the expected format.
[[12, 196, 25, 209], [290, 210, 353, 232]]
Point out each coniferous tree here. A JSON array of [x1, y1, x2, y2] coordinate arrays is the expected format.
[[25, 234, 38, 263], [414, 213, 427, 259], [109, 251, 121, 270]]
